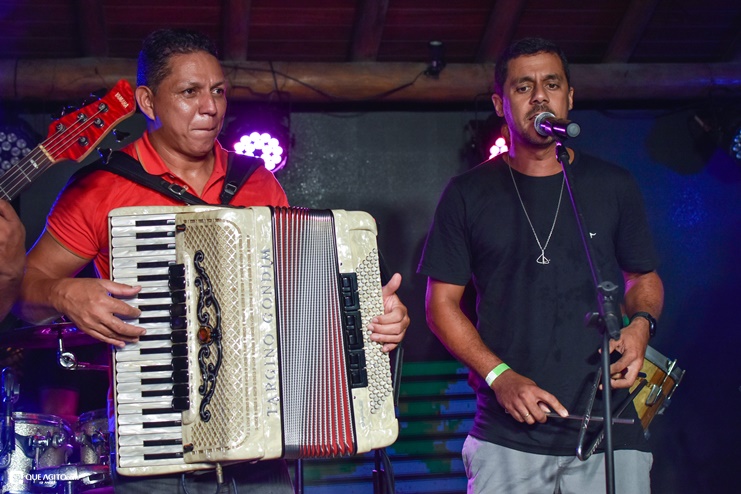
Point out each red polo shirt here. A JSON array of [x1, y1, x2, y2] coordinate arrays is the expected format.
[[46, 131, 289, 279]]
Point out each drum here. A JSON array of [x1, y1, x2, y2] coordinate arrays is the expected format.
[[0, 412, 73, 494], [52, 409, 112, 492], [630, 345, 685, 432], [75, 410, 109, 466]]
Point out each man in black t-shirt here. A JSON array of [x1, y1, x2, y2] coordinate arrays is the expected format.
[[418, 38, 664, 493]]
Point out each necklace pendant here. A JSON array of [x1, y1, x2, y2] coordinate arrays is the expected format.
[[537, 252, 550, 265]]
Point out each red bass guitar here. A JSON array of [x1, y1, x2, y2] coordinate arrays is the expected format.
[[0, 79, 135, 201]]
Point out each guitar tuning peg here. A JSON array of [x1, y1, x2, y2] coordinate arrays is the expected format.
[[112, 129, 131, 142], [97, 148, 114, 163], [79, 97, 96, 109], [89, 88, 108, 100], [51, 105, 78, 120]]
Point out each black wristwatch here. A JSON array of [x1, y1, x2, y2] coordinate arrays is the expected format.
[[630, 312, 657, 338]]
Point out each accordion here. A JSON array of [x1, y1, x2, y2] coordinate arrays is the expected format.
[[108, 206, 399, 477]]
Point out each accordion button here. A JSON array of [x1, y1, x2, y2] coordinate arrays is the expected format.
[[168, 264, 185, 277], [348, 332, 358, 345], [172, 383, 189, 397], [170, 315, 187, 330], [168, 277, 185, 291], [172, 369, 189, 384], [350, 368, 368, 388], [344, 313, 357, 331], [171, 344, 188, 357], [170, 303, 186, 317], [172, 397, 190, 411], [171, 330, 187, 344], [172, 356, 188, 371]]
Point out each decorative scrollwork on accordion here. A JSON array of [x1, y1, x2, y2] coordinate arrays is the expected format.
[[192, 250, 222, 423]]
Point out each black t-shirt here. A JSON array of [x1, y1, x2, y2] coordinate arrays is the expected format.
[[418, 151, 658, 455]]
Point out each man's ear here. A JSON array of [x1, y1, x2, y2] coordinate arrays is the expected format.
[[135, 86, 156, 121], [492, 93, 504, 117], [568, 86, 574, 111]]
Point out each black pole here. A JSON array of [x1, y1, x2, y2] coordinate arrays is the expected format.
[[295, 459, 303, 494], [555, 141, 618, 494], [372, 343, 403, 494]]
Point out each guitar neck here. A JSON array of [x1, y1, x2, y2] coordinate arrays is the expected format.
[[0, 144, 55, 201]]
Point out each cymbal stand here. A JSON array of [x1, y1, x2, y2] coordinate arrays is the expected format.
[[56, 329, 108, 372], [0, 367, 19, 468]]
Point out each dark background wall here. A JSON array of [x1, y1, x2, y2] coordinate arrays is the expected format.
[[4, 102, 740, 493]]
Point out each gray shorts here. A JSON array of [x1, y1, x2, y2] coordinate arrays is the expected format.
[[462, 435, 652, 494]]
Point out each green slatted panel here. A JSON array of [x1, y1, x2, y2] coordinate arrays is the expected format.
[[300, 360, 474, 493]]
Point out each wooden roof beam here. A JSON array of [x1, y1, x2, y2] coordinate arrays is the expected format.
[[221, 0, 252, 61], [725, 17, 741, 62], [476, 0, 528, 63], [603, 0, 661, 63], [2, 59, 741, 104], [75, 0, 108, 57], [350, 0, 390, 61]]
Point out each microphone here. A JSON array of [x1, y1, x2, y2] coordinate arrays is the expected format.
[[534, 112, 581, 139]]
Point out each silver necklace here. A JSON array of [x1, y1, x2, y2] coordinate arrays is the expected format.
[[507, 164, 565, 265]]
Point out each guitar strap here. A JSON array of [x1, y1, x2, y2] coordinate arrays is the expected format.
[[77, 149, 263, 206]]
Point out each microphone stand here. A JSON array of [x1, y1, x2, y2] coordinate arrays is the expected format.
[[372, 342, 402, 494], [293, 347, 402, 494], [294, 256, 401, 494], [554, 140, 622, 494]]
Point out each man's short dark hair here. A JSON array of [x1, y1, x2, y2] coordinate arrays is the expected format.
[[137, 28, 219, 92], [494, 38, 570, 96]]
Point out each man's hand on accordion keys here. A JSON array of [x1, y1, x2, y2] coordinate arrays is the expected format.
[[51, 278, 146, 348], [370, 272, 410, 353]]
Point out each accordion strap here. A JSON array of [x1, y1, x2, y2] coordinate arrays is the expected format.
[[85, 149, 263, 206], [99, 150, 206, 205], [220, 153, 264, 205]]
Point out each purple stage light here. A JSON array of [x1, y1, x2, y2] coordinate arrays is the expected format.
[[227, 104, 291, 173], [233, 131, 286, 171], [488, 136, 508, 159]]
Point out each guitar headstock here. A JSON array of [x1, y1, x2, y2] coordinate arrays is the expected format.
[[44, 79, 136, 164], [0, 80, 137, 202]]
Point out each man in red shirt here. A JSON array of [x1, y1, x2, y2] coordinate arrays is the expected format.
[[0, 199, 25, 320], [16, 28, 409, 493]]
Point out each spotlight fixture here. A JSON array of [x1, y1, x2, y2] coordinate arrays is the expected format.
[[690, 109, 741, 165], [425, 40, 446, 77], [0, 122, 37, 178], [464, 112, 508, 166], [225, 104, 291, 173], [724, 121, 741, 163], [488, 136, 509, 159], [234, 131, 286, 172]]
